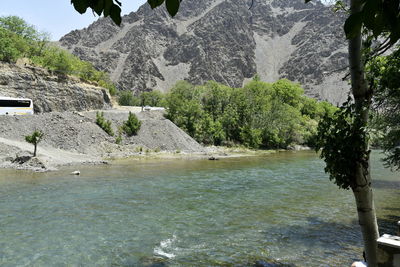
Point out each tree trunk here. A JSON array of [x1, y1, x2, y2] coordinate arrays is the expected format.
[[352, 168, 379, 266], [348, 0, 380, 265], [33, 143, 37, 157]]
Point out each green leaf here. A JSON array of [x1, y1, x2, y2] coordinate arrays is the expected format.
[[344, 12, 363, 39], [93, 0, 105, 16], [103, 0, 114, 16], [71, 0, 89, 14], [166, 0, 180, 17], [372, 12, 384, 38], [362, 0, 380, 30], [148, 0, 165, 9], [110, 4, 122, 25], [389, 22, 400, 44]]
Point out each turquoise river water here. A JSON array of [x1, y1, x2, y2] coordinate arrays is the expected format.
[[0, 151, 399, 267]]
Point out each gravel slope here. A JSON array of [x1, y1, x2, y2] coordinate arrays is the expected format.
[[0, 110, 204, 171]]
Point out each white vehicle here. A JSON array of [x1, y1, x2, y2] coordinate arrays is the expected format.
[[0, 97, 34, 115]]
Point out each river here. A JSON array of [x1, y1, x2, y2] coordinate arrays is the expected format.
[[0, 151, 398, 266]]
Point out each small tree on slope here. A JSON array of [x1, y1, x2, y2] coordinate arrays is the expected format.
[[122, 112, 141, 136], [25, 130, 44, 157]]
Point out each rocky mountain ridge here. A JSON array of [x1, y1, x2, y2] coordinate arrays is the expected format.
[[60, 0, 350, 104]]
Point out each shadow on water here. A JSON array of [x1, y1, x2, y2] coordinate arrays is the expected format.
[[113, 257, 296, 267], [265, 216, 360, 249], [265, 214, 399, 246], [373, 179, 400, 190], [379, 208, 400, 235], [262, 216, 362, 264]]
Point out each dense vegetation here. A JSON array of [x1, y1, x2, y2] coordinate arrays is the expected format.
[[165, 79, 335, 149], [118, 90, 165, 107], [0, 16, 117, 95]]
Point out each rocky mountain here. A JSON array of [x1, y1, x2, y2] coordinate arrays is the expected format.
[[60, 0, 349, 104], [0, 62, 112, 113]]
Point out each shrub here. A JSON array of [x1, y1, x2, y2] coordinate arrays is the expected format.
[[122, 112, 141, 136], [96, 111, 114, 136], [115, 127, 123, 145]]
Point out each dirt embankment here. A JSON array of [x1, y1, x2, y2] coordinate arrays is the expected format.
[[0, 109, 205, 171]]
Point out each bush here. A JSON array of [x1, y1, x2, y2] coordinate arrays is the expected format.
[[96, 111, 114, 136], [122, 112, 141, 136]]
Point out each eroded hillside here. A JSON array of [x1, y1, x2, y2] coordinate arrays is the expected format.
[[60, 0, 349, 104]]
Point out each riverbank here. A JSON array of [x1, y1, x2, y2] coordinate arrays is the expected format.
[[0, 109, 196, 171], [0, 110, 300, 172]]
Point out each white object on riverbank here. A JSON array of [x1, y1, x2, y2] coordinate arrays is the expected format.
[[71, 170, 80, 175]]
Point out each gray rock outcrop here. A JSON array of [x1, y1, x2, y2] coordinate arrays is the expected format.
[[0, 62, 112, 113], [60, 0, 349, 104]]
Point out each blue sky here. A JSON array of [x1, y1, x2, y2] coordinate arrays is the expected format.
[[0, 1, 147, 40]]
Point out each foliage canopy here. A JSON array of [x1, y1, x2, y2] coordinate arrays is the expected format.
[[0, 16, 118, 96], [25, 130, 44, 157], [165, 79, 335, 149], [367, 46, 400, 170]]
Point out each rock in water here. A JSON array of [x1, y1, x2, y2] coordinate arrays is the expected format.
[[60, 0, 349, 104]]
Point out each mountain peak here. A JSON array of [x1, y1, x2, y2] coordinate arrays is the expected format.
[[60, 0, 349, 103]]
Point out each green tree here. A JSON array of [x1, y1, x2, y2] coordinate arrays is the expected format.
[[165, 79, 324, 148], [0, 28, 23, 62], [165, 81, 203, 137], [25, 130, 44, 157], [118, 90, 140, 106], [200, 81, 232, 121], [367, 46, 400, 170], [0, 16, 39, 40], [0, 16, 118, 96], [122, 112, 141, 136], [0, 16, 49, 59], [140, 91, 165, 107], [313, 0, 400, 263]]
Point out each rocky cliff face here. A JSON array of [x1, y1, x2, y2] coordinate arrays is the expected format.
[[0, 62, 112, 113], [60, 0, 349, 104]]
